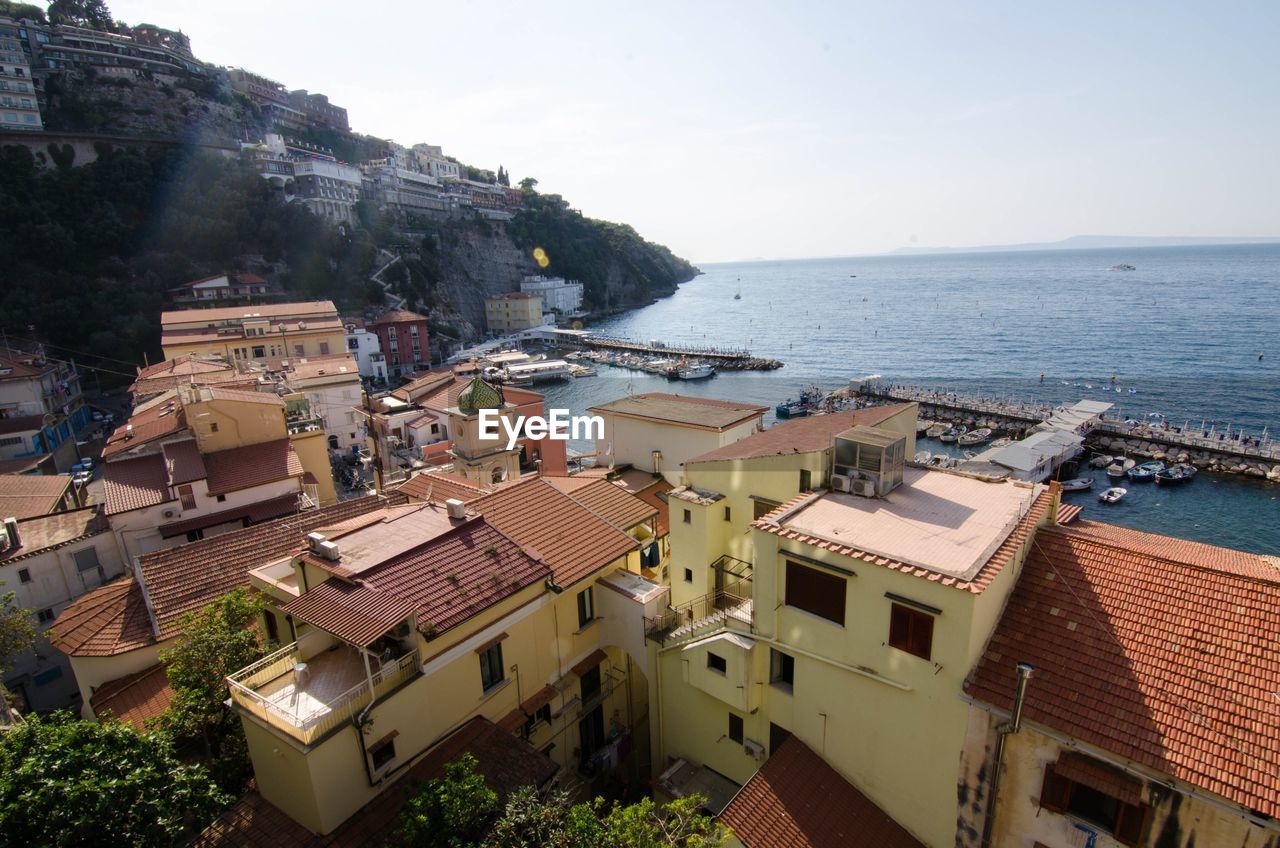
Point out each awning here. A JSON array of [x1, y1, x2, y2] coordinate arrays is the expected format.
[[521, 684, 557, 714], [571, 648, 607, 678], [1054, 751, 1143, 806]]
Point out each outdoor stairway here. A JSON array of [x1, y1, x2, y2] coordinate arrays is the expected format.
[[660, 599, 753, 647]]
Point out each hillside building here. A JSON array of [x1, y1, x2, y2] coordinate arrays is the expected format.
[[484, 292, 545, 334], [160, 300, 346, 364]]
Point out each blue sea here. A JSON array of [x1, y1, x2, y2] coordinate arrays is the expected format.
[[540, 244, 1280, 553]]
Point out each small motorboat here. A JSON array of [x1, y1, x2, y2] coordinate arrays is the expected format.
[[776, 386, 824, 419], [1126, 461, 1165, 482], [1110, 263, 1136, 271], [958, 427, 992, 446], [1106, 458, 1136, 478], [1098, 487, 1127, 503], [989, 437, 1013, 449], [926, 423, 948, 438], [677, 364, 715, 380], [939, 425, 968, 443], [1059, 477, 1094, 492], [1089, 454, 1114, 469], [1155, 464, 1198, 486], [916, 420, 935, 435], [914, 450, 933, 464], [927, 454, 950, 468]]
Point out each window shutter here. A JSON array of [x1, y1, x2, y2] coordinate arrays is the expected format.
[[1114, 801, 1149, 846], [1039, 765, 1070, 813]]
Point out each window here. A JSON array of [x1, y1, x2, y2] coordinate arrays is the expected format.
[[579, 665, 601, 701], [17, 568, 31, 584], [524, 703, 552, 734], [683, 509, 691, 524], [728, 713, 744, 744], [37, 608, 54, 623], [889, 603, 935, 660], [683, 568, 693, 583], [216, 494, 226, 503], [723, 506, 731, 522], [1040, 764, 1148, 846], [294, 344, 304, 357], [785, 561, 847, 625], [319, 342, 330, 355], [707, 652, 727, 674], [577, 586, 595, 628], [209, 421, 219, 433], [479, 642, 505, 691], [799, 469, 812, 492], [177, 484, 196, 510], [369, 735, 397, 771], [752, 498, 779, 520], [252, 345, 265, 358], [770, 649, 795, 689]]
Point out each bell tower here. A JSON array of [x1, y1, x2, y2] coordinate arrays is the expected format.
[[447, 376, 522, 485]]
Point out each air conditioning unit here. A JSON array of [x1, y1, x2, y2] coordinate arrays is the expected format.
[[162, 509, 177, 518], [743, 739, 765, 760], [830, 473, 853, 493], [851, 479, 877, 498]]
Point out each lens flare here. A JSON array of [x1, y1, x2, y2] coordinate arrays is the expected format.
[[533, 247, 550, 268]]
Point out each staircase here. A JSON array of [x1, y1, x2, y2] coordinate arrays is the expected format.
[[649, 595, 753, 647]]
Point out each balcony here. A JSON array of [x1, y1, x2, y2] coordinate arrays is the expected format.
[[644, 578, 752, 646], [248, 559, 300, 600], [227, 636, 419, 745]]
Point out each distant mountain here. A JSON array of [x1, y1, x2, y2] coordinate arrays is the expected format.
[[888, 235, 1280, 256]]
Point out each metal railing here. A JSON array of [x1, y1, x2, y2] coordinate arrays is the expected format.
[[644, 578, 752, 642]]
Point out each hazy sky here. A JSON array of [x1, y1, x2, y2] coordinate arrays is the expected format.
[[110, 1, 1279, 262]]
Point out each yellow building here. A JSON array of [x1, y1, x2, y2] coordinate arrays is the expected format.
[[483, 292, 544, 334], [160, 301, 346, 364], [648, 418, 1057, 847], [588, 393, 768, 486]]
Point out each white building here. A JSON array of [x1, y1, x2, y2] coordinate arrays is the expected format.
[[344, 321, 388, 382], [411, 143, 462, 181], [0, 17, 43, 131], [519, 275, 584, 315], [272, 354, 365, 452]]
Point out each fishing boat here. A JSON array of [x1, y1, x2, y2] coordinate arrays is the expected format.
[[569, 365, 597, 377], [1126, 461, 1165, 482], [775, 386, 824, 419], [939, 425, 968, 443], [1106, 458, 1136, 478], [926, 423, 948, 438], [1059, 477, 1094, 492], [926, 454, 950, 468], [1098, 487, 1127, 503], [957, 427, 993, 446], [1155, 464, 1198, 486], [914, 450, 932, 464], [1089, 454, 1114, 468], [1109, 263, 1136, 271], [677, 364, 715, 380]]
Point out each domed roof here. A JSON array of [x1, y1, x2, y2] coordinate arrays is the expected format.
[[457, 376, 504, 413]]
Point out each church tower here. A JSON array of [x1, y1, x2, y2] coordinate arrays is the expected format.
[[447, 376, 522, 485]]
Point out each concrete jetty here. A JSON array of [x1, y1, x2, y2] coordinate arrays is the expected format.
[[580, 335, 783, 370]]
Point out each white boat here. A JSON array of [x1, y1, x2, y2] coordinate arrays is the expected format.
[[677, 364, 715, 380], [916, 420, 935, 435], [939, 425, 967, 443], [926, 454, 950, 468], [926, 423, 948, 438], [1106, 458, 1136, 478], [957, 427, 992, 446], [1089, 454, 1113, 468], [1098, 487, 1127, 503], [1059, 477, 1094, 492], [914, 450, 932, 464]]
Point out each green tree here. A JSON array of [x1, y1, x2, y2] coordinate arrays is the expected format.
[[0, 1, 46, 21], [0, 713, 228, 847], [496, 166, 509, 187], [401, 753, 499, 848], [0, 586, 36, 676], [518, 176, 538, 191], [47, 0, 113, 29], [157, 588, 264, 784]]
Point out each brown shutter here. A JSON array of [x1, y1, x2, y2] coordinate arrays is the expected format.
[[785, 561, 846, 625], [1038, 765, 1070, 813]]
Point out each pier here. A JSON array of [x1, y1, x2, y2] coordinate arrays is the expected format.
[[579, 335, 783, 370]]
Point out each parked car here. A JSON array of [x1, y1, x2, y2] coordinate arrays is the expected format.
[[72, 470, 93, 486], [91, 410, 105, 422], [72, 458, 95, 473]]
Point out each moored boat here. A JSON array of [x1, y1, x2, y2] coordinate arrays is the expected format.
[[1154, 464, 1198, 486], [926, 454, 950, 468], [1098, 487, 1127, 503], [926, 423, 948, 438], [1106, 458, 1135, 478], [914, 450, 933, 464], [939, 425, 968, 443], [1089, 454, 1113, 468], [1059, 477, 1094, 492], [676, 364, 715, 380], [957, 427, 993, 446], [1126, 460, 1165, 482], [775, 386, 824, 419]]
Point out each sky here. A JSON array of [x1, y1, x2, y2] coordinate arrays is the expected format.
[[109, 1, 1280, 263]]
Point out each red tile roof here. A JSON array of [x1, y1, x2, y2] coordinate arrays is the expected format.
[[201, 386, 285, 406], [0, 473, 72, 519], [398, 470, 493, 504], [49, 577, 157, 657], [102, 454, 173, 515], [129, 357, 239, 398], [89, 663, 174, 730], [721, 737, 924, 848], [472, 477, 639, 587], [103, 393, 186, 458], [203, 438, 304, 496], [966, 523, 1280, 817], [545, 476, 657, 531], [688, 403, 915, 463], [163, 438, 207, 484], [136, 494, 406, 642], [369, 309, 428, 325], [634, 479, 674, 536], [281, 580, 417, 647], [193, 717, 556, 847], [753, 488, 1056, 594], [0, 507, 108, 563], [589, 393, 768, 431]]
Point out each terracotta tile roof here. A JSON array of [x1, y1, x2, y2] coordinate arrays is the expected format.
[[1055, 502, 1083, 525], [634, 479, 673, 536], [129, 357, 239, 397], [160, 300, 338, 325], [0, 350, 57, 380], [721, 736, 924, 848], [389, 370, 455, 404], [49, 577, 157, 657], [589, 393, 768, 431], [89, 663, 174, 730], [0, 456, 45, 474], [0, 507, 108, 563], [201, 386, 285, 406], [203, 438, 304, 496], [1063, 519, 1280, 580], [136, 494, 406, 641], [754, 487, 1055, 594], [102, 454, 174, 515], [103, 392, 186, 458], [355, 517, 549, 638], [966, 523, 1280, 817], [163, 438, 206, 484], [282, 580, 417, 647], [0, 473, 71, 519], [545, 476, 657, 532], [193, 717, 557, 847], [472, 477, 639, 587], [158, 492, 301, 538], [369, 309, 428, 325], [398, 470, 493, 504], [688, 403, 915, 463]]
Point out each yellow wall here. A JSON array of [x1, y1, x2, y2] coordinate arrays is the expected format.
[[186, 396, 287, 453], [162, 329, 346, 364], [594, 414, 761, 487], [69, 641, 174, 719], [289, 430, 337, 506], [484, 297, 543, 333]]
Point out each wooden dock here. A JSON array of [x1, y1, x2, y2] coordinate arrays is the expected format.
[[580, 335, 783, 370]]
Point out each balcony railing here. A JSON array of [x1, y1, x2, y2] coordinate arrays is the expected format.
[[226, 642, 420, 745], [644, 579, 751, 644]]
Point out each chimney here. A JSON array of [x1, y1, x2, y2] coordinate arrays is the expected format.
[[445, 498, 466, 520], [2, 517, 18, 550]]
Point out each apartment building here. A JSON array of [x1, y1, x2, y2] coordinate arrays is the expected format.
[[0, 347, 89, 470], [410, 143, 461, 181], [483, 292, 546, 335], [160, 300, 346, 364], [287, 89, 349, 131], [167, 272, 278, 307], [343, 319, 387, 382], [0, 17, 41, 130], [265, 354, 365, 452], [519, 275, 584, 316], [367, 309, 429, 378]]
